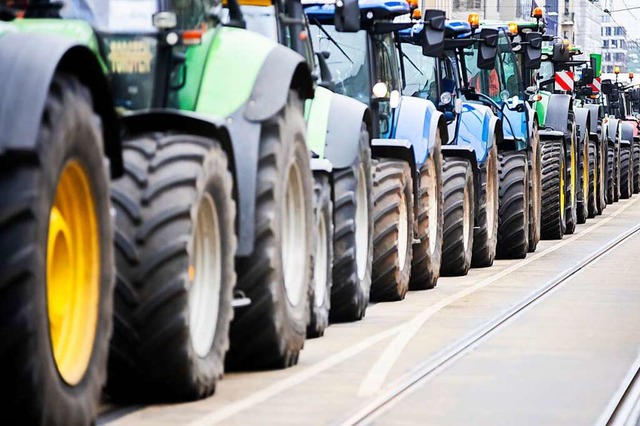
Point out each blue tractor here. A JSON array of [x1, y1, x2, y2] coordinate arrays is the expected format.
[[400, 19, 504, 275], [304, 0, 449, 305]]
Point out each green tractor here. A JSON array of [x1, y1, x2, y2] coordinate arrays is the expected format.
[[0, 0, 317, 421]]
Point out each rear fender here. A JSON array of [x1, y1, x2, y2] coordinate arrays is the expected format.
[[322, 91, 372, 168], [0, 32, 122, 176], [574, 107, 591, 143], [392, 96, 447, 165], [456, 101, 495, 164], [544, 94, 572, 136]]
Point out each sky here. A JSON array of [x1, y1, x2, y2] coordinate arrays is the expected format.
[[607, 0, 640, 40]]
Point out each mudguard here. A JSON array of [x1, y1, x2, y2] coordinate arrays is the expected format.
[[584, 104, 602, 134], [322, 90, 371, 168], [392, 96, 446, 165], [500, 105, 528, 150], [456, 101, 497, 164], [607, 118, 620, 143], [194, 28, 314, 256], [621, 121, 635, 144], [0, 32, 122, 176], [544, 94, 572, 136], [574, 107, 591, 143], [534, 91, 551, 127]]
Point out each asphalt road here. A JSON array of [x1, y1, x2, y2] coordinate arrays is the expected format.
[[100, 196, 640, 426]]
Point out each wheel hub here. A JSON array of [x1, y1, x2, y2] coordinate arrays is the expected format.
[[282, 162, 306, 306]]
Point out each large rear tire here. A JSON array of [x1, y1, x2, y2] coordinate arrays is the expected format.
[[440, 159, 474, 276], [576, 135, 589, 224], [633, 141, 640, 194], [496, 151, 529, 259], [307, 173, 333, 338], [565, 126, 578, 234], [540, 141, 566, 239], [371, 160, 414, 301], [587, 140, 598, 218], [528, 124, 541, 252], [108, 133, 236, 401], [472, 141, 499, 267], [410, 143, 443, 289], [596, 136, 607, 214], [0, 74, 113, 424], [620, 144, 632, 199], [228, 93, 313, 369], [607, 144, 616, 204], [329, 123, 373, 322]]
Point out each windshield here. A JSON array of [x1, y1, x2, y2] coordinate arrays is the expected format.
[[309, 22, 370, 103], [402, 43, 438, 104], [60, 0, 213, 31]]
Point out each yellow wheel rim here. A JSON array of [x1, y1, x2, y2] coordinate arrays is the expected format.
[[47, 160, 100, 385], [583, 143, 589, 202]]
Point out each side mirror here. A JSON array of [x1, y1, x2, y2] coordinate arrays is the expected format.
[[524, 32, 542, 70], [335, 0, 360, 33], [421, 9, 445, 57], [601, 79, 613, 95], [581, 67, 594, 85], [477, 28, 498, 70]]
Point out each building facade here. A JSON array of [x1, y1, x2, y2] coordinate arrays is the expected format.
[[601, 12, 627, 73]]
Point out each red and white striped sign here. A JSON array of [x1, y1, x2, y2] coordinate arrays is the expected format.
[[589, 77, 601, 93], [555, 71, 575, 91]]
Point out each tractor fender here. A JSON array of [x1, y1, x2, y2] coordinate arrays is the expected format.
[[120, 109, 237, 199], [584, 104, 602, 134], [457, 102, 495, 164], [322, 91, 372, 169], [0, 32, 122, 176], [441, 144, 481, 216], [544, 94, 572, 136], [607, 118, 620, 144], [244, 43, 314, 122], [392, 96, 447, 165], [371, 138, 419, 206], [621, 121, 635, 145], [574, 107, 591, 143]]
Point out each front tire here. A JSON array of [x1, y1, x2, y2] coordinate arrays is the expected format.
[[0, 74, 113, 424], [587, 140, 598, 217], [440, 159, 474, 276], [633, 140, 640, 194], [307, 173, 333, 338], [540, 140, 566, 239], [371, 160, 414, 301], [528, 124, 542, 252], [577, 134, 589, 224], [410, 142, 443, 289], [496, 151, 529, 259], [620, 144, 632, 199], [472, 141, 499, 267]]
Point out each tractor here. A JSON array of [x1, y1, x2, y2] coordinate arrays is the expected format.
[[1, 0, 318, 422], [400, 18, 505, 275], [237, 0, 374, 331], [303, 0, 449, 300]]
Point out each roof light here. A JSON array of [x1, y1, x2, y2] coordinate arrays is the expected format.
[[468, 13, 479, 29], [630, 72, 634, 80], [563, 39, 570, 46], [532, 7, 543, 19], [406, 0, 418, 10], [508, 22, 518, 35], [615, 66, 620, 75], [182, 29, 204, 45], [411, 9, 421, 19]]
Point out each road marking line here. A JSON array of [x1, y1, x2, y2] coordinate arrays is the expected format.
[[595, 350, 640, 426], [170, 199, 639, 426], [357, 197, 640, 397]]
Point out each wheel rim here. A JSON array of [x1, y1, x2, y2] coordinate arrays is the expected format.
[[397, 189, 408, 267], [355, 164, 369, 281], [427, 157, 438, 254], [188, 193, 221, 358], [282, 161, 306, 306], [560, 154, 566, 220], [463, 176, 471, 252], [314, 213, 328, 307], [46, 160, 99, 385], [571, 133, 577, 206], [486, 149, 497, 240]]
